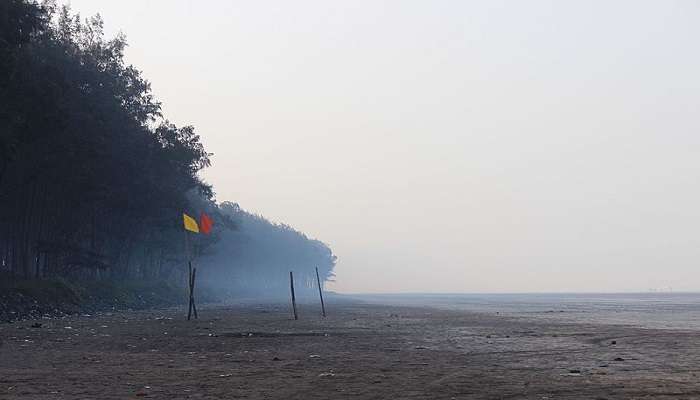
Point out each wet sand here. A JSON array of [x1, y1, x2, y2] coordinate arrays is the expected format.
[[2, 300, 700, 399]]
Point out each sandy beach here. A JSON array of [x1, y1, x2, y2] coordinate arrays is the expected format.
[[2, 300, 700, 399]]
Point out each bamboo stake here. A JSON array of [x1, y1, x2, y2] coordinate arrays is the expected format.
[[290, 271, 298, 320], [315, 267, 326, 317], [187, 261, 193, 320], [184, 229, 199, 320], [191, 266, 198, 319]]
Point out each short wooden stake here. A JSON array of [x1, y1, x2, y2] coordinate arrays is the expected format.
[[290, 271, 298, 320], [315, 267, 326, 317]]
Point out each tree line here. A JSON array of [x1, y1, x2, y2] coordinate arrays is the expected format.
[[0, 1, 336, 291], [200, 202, 337, 297]]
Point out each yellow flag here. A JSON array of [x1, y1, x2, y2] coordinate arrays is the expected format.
[[183, 213, 199, 233]]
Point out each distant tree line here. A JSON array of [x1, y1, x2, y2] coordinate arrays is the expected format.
[[200, 202, 337, 297], [0, 1, 336, 291]]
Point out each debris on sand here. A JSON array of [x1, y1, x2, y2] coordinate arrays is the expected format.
[[613, 357, 625, 362], [30, 323, 42, 328], [318, 372, 336, 377]]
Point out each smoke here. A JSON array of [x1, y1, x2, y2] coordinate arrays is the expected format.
[[198, 201, 337, 300]]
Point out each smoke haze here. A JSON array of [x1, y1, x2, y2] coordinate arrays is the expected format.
[[62, 0, 700, 293], [199, 202, 336, 298]]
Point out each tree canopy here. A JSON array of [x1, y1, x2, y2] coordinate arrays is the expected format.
[[0, 1, 336, 293]]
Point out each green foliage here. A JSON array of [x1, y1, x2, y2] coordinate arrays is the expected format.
[[0, 1, 336, 298], [0, 1, 212, 280]]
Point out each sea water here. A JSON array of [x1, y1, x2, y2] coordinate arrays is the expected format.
[[356, 292, 700, 330]]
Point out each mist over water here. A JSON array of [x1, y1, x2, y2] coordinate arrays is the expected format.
[[356, 292, 700, 330]]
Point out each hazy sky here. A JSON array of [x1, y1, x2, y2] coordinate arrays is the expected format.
[[64, 0, 700, 293]]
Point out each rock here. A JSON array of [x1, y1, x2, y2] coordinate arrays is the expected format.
[[611, 340, 616, 345], [272, 356, 281, 361]]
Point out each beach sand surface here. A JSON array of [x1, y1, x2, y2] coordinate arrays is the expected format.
[[1, 300, 700, 399]]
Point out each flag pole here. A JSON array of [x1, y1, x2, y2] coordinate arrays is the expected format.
[[186, 231, 198, 320], [185, 229, 192, 320], [184, 229, 190, 263], [183, 213, 206, 320]]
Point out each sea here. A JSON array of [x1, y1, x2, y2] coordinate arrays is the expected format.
[[354, 292, 700, 330]]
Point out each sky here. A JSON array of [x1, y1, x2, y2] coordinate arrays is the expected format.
[[63, 0, 700, 293]]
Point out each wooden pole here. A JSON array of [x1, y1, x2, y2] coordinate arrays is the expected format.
[[290, 271, 298, 320], [184, 229, 199, 320], [315, 267, 326, 317], [191, 267, 198, 319], [184, 229, 190, 262], [187, 261, 193, 320], [184, 230, 190, 316]]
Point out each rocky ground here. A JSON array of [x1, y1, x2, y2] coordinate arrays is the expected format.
[[2, 300, 700, 399], [0, 278, 193, 322]]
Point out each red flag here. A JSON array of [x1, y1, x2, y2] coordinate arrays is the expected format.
[[200, 212, 213, 234]]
